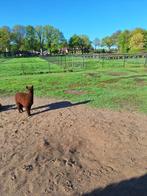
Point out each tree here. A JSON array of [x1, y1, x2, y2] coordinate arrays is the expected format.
[[93, 38, 101, 50], [0, 24, 67, 54], [35, 26, 45, 54], [0, 26, 11, 52], [129, 28, 145, 52], [25, 25, 37, 51], [12, 25, 26, 51], [79, 35, 91, 53], [69, 34, 91, 53], [69, 34, 80, 53], [44, 25, 66, 53], [118, 30, 130, 53], [101, 36, 114, 51], [144, 30, 147, 50], [111, 30, 122, 49]]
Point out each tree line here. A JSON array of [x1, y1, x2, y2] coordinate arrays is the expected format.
[[94, 28, 147, 53], [0, 25, 66, 55], [0, 25, 147, 55]]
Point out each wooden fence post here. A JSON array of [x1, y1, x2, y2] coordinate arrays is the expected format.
[[144, 55, 147, 67], [82, 55, 85, 68], [123, 55, 126, 67], [48, 60, 51, 73]]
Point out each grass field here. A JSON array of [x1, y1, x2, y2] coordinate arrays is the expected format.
[[1, 56, 147, 113]]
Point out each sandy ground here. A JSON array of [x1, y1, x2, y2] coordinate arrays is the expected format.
[[0, 97, 147, 196]]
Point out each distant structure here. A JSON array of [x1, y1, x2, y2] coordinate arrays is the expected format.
[[60, 47, 68, 54]]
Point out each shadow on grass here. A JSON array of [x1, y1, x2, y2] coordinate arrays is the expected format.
[[31, 100, 91, 116], [0, 104, 16, 112], [83, 173, 147, 196]]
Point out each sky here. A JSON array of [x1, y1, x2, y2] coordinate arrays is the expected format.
[[0, 0, 147, 41]]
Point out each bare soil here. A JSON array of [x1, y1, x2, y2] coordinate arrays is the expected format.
[[107, 72, 128, 76], [0, 97, 147, 196], [64, 90, 86, 95]]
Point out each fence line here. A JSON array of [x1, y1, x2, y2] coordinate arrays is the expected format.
[[0, 53, 147, 76], [41, 53, 147, 72]]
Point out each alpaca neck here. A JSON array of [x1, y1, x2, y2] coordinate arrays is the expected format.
[[28, 90, 34, 103]]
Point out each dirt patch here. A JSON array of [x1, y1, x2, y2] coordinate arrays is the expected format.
[[97, 74, 147, 87], [134, 78, 147, 86], [68, 83, 82, 88], [68, 82, 91, 89], [96, 78, 119, 87], [0, 97, 147, 195], [64, 89, 86, 95], [86, 73, 101, 78], [107, 72, 128, 76]]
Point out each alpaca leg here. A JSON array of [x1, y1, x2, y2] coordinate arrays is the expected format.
[[16, 103, 23, 113], [19, 104, 23, 112], [26, 106, 31, 116]]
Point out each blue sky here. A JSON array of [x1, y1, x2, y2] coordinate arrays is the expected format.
[[1, 0, 147, 41]]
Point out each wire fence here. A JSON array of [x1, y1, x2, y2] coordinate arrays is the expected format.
[[41, 53, 147, 72], [1, 53, 147, 76]]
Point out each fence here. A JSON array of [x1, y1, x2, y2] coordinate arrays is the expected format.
[[41, 53, 147, 72], [41, 55, 86, 72], [1, 53, 147, 76]]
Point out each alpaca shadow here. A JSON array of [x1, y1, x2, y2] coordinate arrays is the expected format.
[[0, 104, 16, 112], [83, 173, 147, 196], [31, 100, 91, 116]]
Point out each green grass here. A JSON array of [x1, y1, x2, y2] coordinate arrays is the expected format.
[[1, 56, 147, 113]]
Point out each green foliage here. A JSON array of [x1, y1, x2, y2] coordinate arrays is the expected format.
[[69, 34, 91, 53], [111, 30, 122, 46], [118, 30, 130, 53], [44, 25, 66, 53], [79, 35, 91, 53], [35, 25, 45, 53], [25, 25, 38, 51], [12, 25, 26, 51], [144, 31, 147, 50], [129, 28, 145, 52], [0, 26, 11, 52], [101, 36, 114, 50]]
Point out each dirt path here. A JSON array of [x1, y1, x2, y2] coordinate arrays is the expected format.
[[0, 97, 147, 196]]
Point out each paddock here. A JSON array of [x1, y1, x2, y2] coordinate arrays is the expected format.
[[0, 97, 147, 195]]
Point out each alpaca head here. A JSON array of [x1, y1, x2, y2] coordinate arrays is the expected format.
[[26, 85, 33, 91]]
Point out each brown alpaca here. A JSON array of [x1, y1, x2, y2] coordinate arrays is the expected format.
[[15, 85, 34, 116]]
